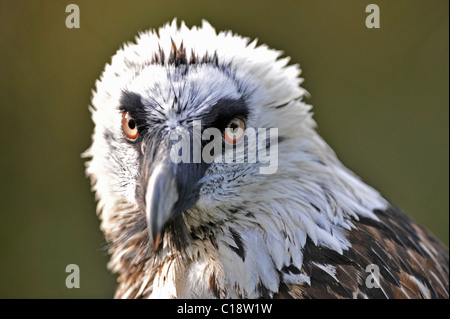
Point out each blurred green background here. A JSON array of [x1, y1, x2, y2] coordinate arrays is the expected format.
[[0, 0, 448, 298]]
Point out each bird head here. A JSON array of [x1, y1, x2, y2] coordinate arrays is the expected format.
[[82, 20, 448, 300], [85, 20, 314, 255]]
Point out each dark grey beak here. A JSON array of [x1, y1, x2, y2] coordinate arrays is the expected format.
[[145, 162, 179, 249], [143, 137, 209, 250]]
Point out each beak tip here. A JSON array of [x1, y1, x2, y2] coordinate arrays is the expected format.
[[153, 232, 162, 251], [147, 213, 163, 251]]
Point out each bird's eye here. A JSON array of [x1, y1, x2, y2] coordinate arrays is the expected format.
[[122, 111, 139, 140], [224, 118, 246, 144]]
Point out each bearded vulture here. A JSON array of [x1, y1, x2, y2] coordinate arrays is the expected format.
[[84, 20, 449, 299]]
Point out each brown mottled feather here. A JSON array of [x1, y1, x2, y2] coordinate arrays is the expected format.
[[277, 205, 449, 299]]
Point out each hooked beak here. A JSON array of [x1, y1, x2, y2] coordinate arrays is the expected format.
[[143, 143, 208, 250], [145, 162, 178, 250]]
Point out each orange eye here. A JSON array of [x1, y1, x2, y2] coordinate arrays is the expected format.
[[122, 111, 138, 140], [224, 118, 246, 144]]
